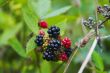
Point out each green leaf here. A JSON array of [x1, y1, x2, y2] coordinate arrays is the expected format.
[[92, 51, 104, 71], [8, 38, 27, 58], [55, 19, 67, 36], [42, 6, 71, 19], [46, 15, 66, 26], [22, 6, 38, 34], [26, 36, 37, 54], [0, 0, 7, 7], [40, 61, 51, 73], [0, 23, 22, 46], [28, 0, 51, 17], [0, 11, 15, 29]]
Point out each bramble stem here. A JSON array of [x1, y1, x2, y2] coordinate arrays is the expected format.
[[63, 30, 95, 73], [63, 16, 109, 73], [78, 37, 98, 73]]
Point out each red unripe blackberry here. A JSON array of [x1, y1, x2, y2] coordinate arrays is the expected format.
[[62, 37, 71, 48], [35, 35, 44, 46], [39, 30, 45, 36], [47, 26, 60, 38], [58, 52, 68, 62], [38, 20, 48, 28]]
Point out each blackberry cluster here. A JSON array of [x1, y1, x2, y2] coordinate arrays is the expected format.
[[82, 17, 95, 29], [35, 35, 44, 46], [47, 26, 60, 38], [35, 21, 73, 62], [48, 39, 61, 51], [82, 17, 104, 29], [43, 48, 57, 61], [43, 39, 61, 61], [97, 5, 110, 18]]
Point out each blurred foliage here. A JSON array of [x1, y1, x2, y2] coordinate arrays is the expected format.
[[0, 0, 110, 73]]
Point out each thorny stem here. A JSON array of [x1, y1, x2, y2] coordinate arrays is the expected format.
[[63, 17, 109, 73], [98, 17, 110, 28], [63, 47, 79, 73], [63, 30, 95, 73], [78, 37, 98, 73]]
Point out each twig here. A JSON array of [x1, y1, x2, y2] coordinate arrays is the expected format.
[[98, 17, 109, 28], [63, 30, 95, 73], [63, 13, 109, 73], [78, 37, 99, 73], [63, 48, 78, 73]]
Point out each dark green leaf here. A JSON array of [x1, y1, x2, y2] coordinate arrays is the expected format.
[[92, 51, 104, 71], [0, 23, 22, 46]]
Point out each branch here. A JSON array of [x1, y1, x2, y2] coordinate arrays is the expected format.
[[63, 30, 95, 73], [63, 48, 79, 73], [63, 16, 109, 73], [98, 17, 109, 28], [78, 37, 99, 73]]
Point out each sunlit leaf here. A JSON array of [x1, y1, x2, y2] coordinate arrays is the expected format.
[[42, 6, 71, 19], [28, 0, 51, 17], [55, 19, 67, 36]]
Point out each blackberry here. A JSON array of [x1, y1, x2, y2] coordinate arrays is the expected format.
[[64, 48, 73, 57], [48, 39, 61, 51], [43, 48, 57, 61], [47, 26, 60, 38], [35, 35, 44, 46]]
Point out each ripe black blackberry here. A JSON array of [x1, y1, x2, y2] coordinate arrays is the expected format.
[[35, 35, 44, 46], [64, 48, 73, 57], [47, 26, 60, 38], [48, 39, 61, 51], [43, 48, 57, 61]]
